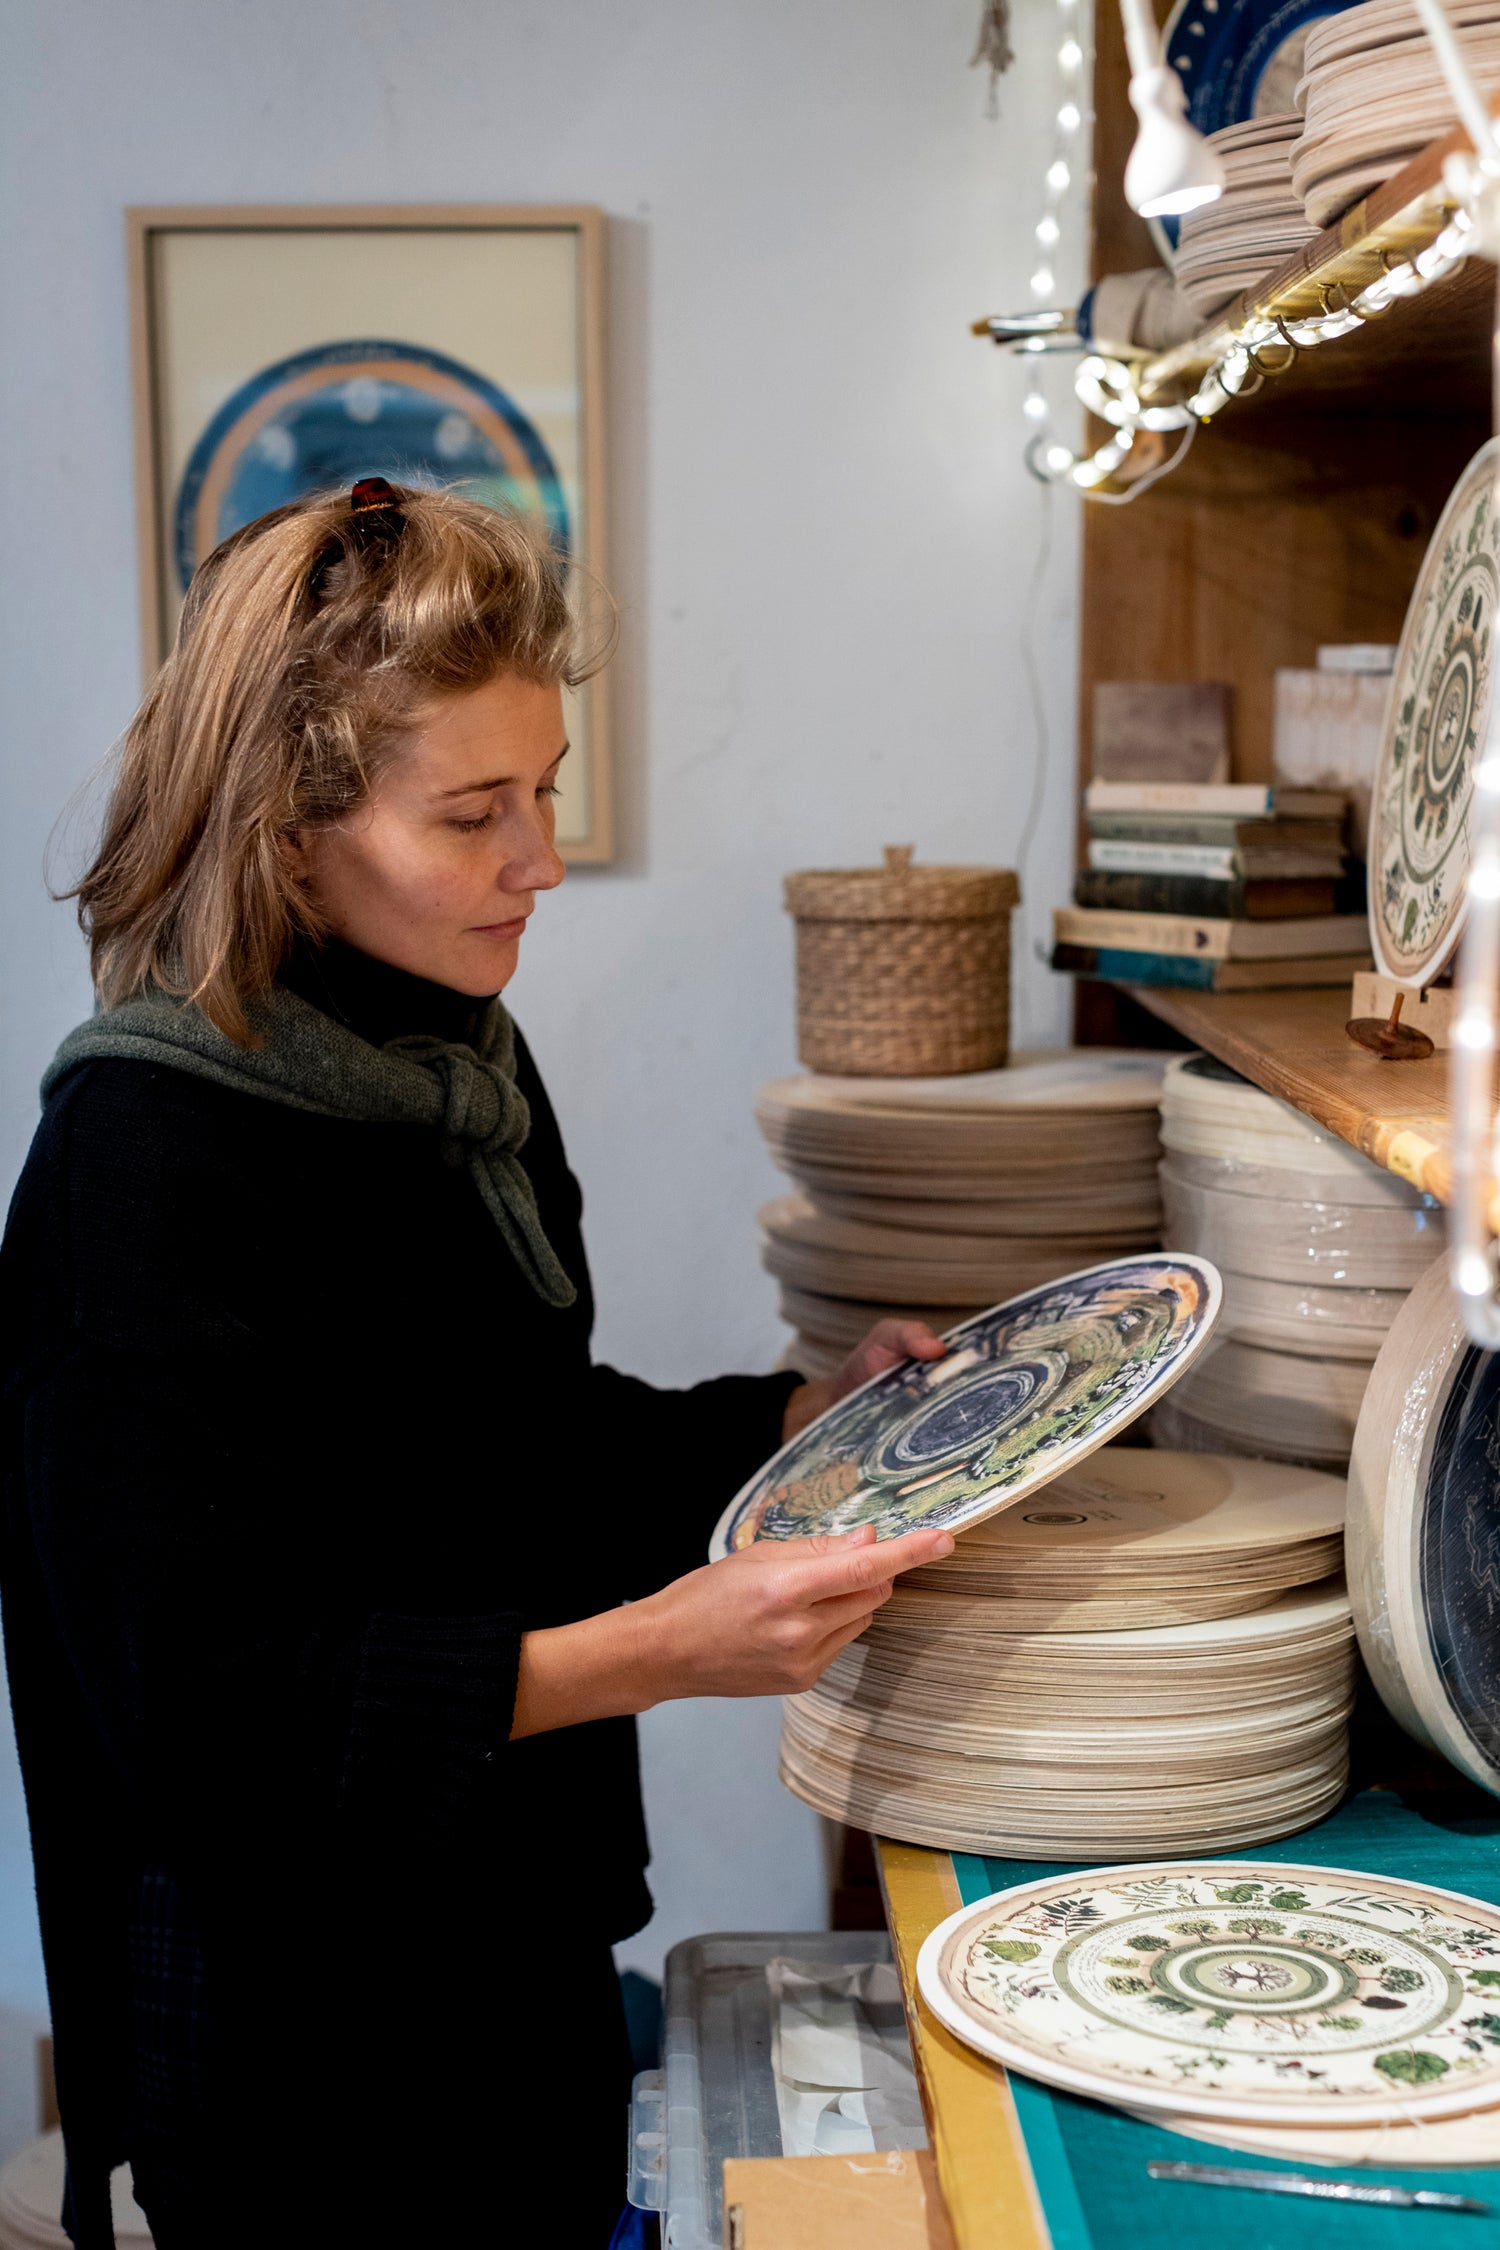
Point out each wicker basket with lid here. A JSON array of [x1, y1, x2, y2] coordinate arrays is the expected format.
[[784, 846, 1021, 1077]]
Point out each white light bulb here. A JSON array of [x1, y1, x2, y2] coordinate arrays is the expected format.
[[1124, 65, 1226, 217], [1023, 390, 1049, 422], [1031, 265, 1056, 297], [1471, 857, 1500, 901], [1457, 1248, 1494, 1297], [1058, 101, 1081, 130], [1036, 216, 1061, 247], [1047, 160, 1071, 191], [1455, 1012, 1496, 1052], [1045, 443, 1075, 475], [1058, 38, 1083, 68]]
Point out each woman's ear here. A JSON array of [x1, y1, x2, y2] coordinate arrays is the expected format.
[[279, 827, 316, 885]]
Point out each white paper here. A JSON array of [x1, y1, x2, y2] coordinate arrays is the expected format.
[[767, 1958, 928, 2161]]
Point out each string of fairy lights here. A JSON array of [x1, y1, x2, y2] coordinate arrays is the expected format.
[[1019, 0, 1091, 485]]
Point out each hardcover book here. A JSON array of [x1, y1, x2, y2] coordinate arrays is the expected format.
[[1053, 906, 1370, 962], [1050, 943, 1372, 992], [1072, 870, 1339, 920]]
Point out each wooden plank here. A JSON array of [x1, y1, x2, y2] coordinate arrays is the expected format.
[[876, 1841, 1050, 2250], [1118, 981, 1455, 1201]]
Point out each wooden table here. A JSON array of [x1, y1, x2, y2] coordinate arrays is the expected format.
[[876, 1839, 1048, 2250]]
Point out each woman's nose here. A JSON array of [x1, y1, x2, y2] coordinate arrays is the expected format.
[[503, 824, 565, 895]]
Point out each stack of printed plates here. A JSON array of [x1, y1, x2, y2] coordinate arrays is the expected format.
[[1293, 0, 1500, 228], [917, 1863, 1500, 2139], [1152, 1054, 1445, 1467], [781, 1582, 1355, 1859], [1347, 1255, 1500, 1802], [1175, 115, 1315, 318], [756, 1052, 1166, 1376], [889, 1445, 1346, 1632]]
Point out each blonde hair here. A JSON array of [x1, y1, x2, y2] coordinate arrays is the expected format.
[[73, 484, 606, 1042]]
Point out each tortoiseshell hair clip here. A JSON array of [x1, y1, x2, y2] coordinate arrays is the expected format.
[[307, 477, 407, 605]]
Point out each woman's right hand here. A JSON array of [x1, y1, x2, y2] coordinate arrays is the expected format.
[[510, 1522, 954, 1738], [629, 1522, 954, 1702]]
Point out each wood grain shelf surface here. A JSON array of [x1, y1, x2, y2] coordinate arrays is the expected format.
[[1118, 981, 1454, 1201]]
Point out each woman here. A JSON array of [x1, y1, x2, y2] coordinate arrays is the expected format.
[[0, 481, 951, 2248]]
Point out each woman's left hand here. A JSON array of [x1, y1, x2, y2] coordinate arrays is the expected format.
[[782, 1318, 947, 1441]]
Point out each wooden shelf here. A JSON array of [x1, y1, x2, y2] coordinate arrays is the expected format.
[[1134, 120, 1493, 421], [1116, 982, 1453, 1202]]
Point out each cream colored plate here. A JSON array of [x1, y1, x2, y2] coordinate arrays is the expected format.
[[916, 1861, 1500, 2124]]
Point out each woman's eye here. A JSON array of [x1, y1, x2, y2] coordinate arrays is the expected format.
[[451, 812, 494, 834], [539, 784, 561, 800]]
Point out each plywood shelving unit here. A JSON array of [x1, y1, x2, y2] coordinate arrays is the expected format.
[[1074, 3, 1494, 1205]]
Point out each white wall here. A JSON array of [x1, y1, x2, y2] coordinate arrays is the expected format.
[[2, 0, 1084, 2035]]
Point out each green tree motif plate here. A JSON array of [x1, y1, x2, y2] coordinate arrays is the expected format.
[[917, 1861, 1500, 2123], [1372, 437, 1500, 985], [709, 1256, 1221, 1559]]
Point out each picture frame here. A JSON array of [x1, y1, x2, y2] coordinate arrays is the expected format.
[[127, 203, 612, 861]]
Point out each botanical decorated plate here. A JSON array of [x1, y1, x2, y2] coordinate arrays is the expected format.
[[1371, 437, 1500, 985], [709, 1255, 1221, 1559], [917, 1861, 1500, 2124]]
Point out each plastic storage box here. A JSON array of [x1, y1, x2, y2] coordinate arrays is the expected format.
[[628, 1929, 907, 2250]]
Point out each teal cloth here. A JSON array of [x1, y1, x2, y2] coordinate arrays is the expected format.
[[42, 984, 577, 1309], [952, 1791, 1500, 2249]]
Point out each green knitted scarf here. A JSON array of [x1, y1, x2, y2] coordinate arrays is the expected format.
[[43, 984, 578, 1310]]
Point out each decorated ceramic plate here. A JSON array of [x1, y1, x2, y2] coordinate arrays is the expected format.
[[917, 1861, 1500, 2124], [1371, 438, 1500, 985], [709, 1255, 1221, 1558], [1347, 1257, 1500, 1800]]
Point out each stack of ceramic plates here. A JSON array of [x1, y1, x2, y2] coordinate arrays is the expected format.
[[781, 1580, 1355, 1860], [888, 1446, 1346, 1632], [756, 1052, 1166, 1376], [1175, 115, 1316, 318], [1151, 1054, 1445, 1467], [0, 2134, 150, 2247], [917, 1862, 1500, 2159], [1293, 0, 1500, 229]]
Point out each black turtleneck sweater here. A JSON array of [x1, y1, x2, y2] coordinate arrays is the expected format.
[[0, 946, 798, 2246]]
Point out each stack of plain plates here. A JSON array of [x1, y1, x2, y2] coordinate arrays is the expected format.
[[1293, 0, 1500, 229], [1175, 115, 1316, 318], [781, 1577, 1355, 1861], [888, 1445, 1346, 1633], [756, 1052, 1166, 1375], [1151, 1054, 1445, 1467], [0, 2135, 150, 2247]]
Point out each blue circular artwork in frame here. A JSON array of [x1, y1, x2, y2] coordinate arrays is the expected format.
[[173, 337, 570, 591], [1151, 0, 1358, 260]]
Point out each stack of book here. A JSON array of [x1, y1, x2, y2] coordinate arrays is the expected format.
[[1053, 780, 1370, 993]]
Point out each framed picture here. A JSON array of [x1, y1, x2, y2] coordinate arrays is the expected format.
[[128, 204, 611, 861]]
